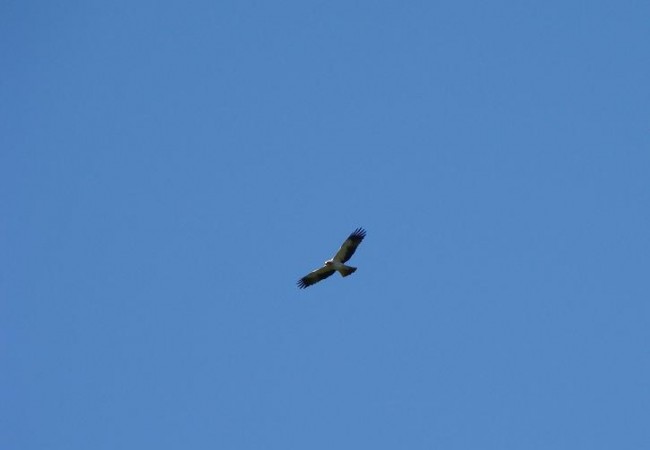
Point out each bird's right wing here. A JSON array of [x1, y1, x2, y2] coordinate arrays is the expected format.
[[297, 265, 336, 289]]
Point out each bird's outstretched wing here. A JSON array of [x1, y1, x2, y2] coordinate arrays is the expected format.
[[333, 227, 366, 263], [297, 265, 336, 289]]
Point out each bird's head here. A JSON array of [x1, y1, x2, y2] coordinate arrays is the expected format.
[[324, 259, 334, 266]]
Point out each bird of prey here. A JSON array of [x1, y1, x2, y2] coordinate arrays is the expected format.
[[297, 227, 367, 289]]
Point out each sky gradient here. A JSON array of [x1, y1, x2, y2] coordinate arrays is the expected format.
[[2, 1, 649, 448]]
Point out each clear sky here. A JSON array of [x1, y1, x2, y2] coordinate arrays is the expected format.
[[2, 1, 649, 448]]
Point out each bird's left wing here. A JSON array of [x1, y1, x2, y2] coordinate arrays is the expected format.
[[297, 265, 336, 289], [333, 227, 366, 263]]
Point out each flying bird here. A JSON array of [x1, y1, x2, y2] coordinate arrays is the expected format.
[[297, 227, 367, 289]]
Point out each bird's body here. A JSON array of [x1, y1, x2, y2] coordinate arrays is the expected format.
[[324, 258, 357, 275], [297, 228, 366, 289]]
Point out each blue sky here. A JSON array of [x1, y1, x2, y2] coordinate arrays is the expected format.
[[2, 0, 649, 448]]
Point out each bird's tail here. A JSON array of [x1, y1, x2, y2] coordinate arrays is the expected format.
[[338, 265, 357, 277]]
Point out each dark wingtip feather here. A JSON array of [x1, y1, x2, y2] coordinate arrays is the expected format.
[[349, 227, 366, 241]]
